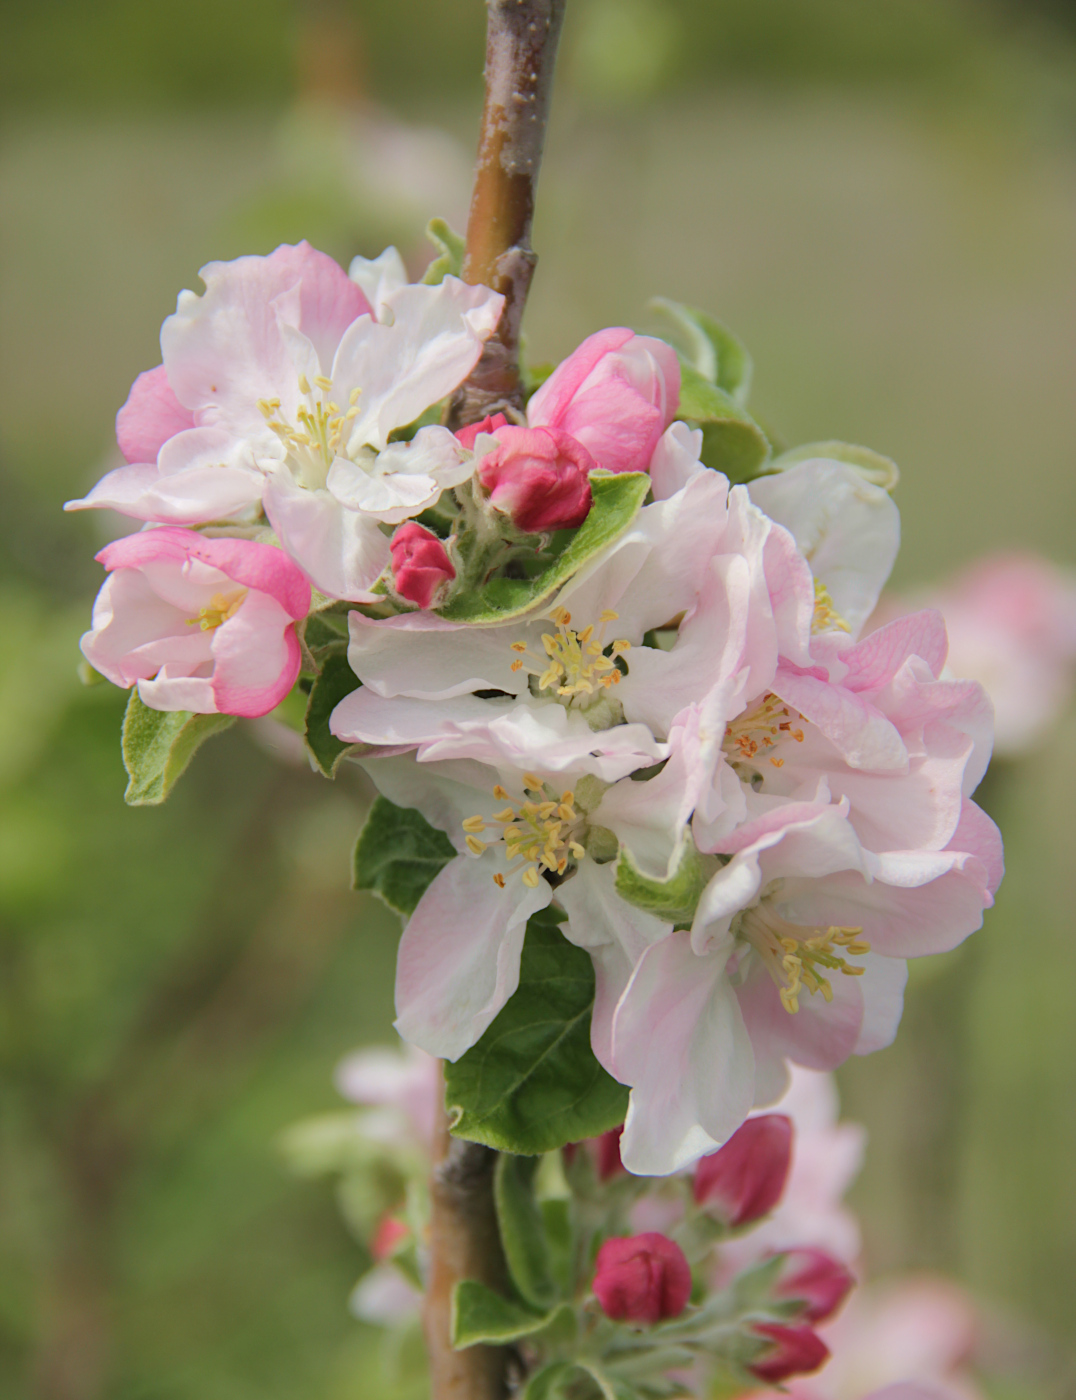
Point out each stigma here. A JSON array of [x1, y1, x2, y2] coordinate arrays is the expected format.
[[508, 608, 630, 706], [186, 589, 247, 631], [462, 774, 587, 889], [738, 902, 871, 1014]]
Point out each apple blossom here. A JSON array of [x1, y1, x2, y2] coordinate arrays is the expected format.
[[81, 527, 309, 717], [389, 522, 457, 609], [475, 425, 594, 534], [693, 1113, 793, 1225], [66, 242, 504, 600], [592, 1232, 692, 1324]]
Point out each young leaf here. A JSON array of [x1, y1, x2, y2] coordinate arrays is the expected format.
[[650, 297, 754, 403], [422, 217, 466, 285], [521, 1362, 579, 1400], [494, 1154, 558, 1309], [304, 647, 360, 777], [121, 691, 235, 807], [450, 1280, 564, 1347], [352, 795, 457, 918], [615, 832, 706, 925], [438, 472, 649, 625], [676, 366, 770, 485], [764, 439, 900, 492], [444, 910, 629, 1154]]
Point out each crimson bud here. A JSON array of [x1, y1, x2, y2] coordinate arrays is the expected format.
[[692, 1114, 793, 1226], [773, 1246, 855, 1323], [390, 523, 456, 609], [476, 425, 594, 534], [454, 412, 508, 451], [749, 1322, 830, 1383], [592, 1232, 692, 1325]]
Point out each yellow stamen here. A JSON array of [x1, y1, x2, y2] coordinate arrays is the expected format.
[[509, 610, 629, 706], [812, 580, 851, 634], [185, 589, 247, 632], [462, 783, 587, 890], [740, 905, 871, 1014]]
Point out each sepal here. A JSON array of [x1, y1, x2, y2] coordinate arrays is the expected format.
[[615, 831, 706, 925]]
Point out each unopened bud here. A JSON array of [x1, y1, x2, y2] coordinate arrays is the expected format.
[[454, 413, 508, 451], [749, 1322, 830, 1383], [371, 1215, 410, 1261], [476, 425, 594, 535], [592, 1232, 692, 1325], [390, 523, 456, 609], [692, 1114, 793, 1226], [772, 1246, 854, 1323]]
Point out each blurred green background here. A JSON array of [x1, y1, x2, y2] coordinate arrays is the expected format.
[[2, 1, 1075, 1396]]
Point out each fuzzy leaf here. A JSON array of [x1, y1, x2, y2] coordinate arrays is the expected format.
[[615, 833, 706, 925], [438, 472, 650, 624], [650, 297, 753, 402], [422, 217, 466, 284], [451, 1280, 565, 1347], [522, 1362, 578, 1400], [121, 691, 235, 806], [495, 1154, 557, 1309], [676, 366, 770, 484], [352, 795, 457, 918], [765, 439, 900, 492], [445, 909, 629, 1154], [304, 647, 360, 777]]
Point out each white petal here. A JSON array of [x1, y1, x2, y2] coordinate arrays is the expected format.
[[345, 608, 529, 700], [263, 470, 390, 601]]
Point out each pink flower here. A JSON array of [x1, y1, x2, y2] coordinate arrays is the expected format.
[[81, 527, 309, 717], [750, 1322, 830, 1383], [693, 1114, 793, 1225], [333, 1041, 441, 1154], [390, 523, 456, 608], [592, 1233, 692, 1324], [476, 425, 594, 534], [773, 1247, 855, 1323], [527, 327, 680, 474]]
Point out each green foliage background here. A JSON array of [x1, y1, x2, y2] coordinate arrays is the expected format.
[[1, 1, 1075, 1396]]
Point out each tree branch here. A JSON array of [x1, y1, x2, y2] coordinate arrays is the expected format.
[[447, 0, 567, 428]]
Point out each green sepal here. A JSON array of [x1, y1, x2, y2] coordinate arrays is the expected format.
[[304, 647, 360, 777], [438, 472, 649, 625], [615, 832, 706, 925], [445, 909, 629, 1154], [301, 608, 350, 654], [494, 1154, 558, 1309], [450, 1280, 569, 1348], [352, 795, 456, 918], [649, 297, 753, 403], [121, 691, 235, 807], [422, 217, 466, 284], [676, 365, 770, 484], [764, 439, 900, 492]]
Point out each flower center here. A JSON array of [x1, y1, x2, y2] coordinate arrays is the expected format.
[[258, 373, 362, 491], [509, 608, 631, 707], [462, 775, 587, 889], [723, 693, 806, 776], [812, 580, 851, 634], [738, 901, 871, 1014], [186, 589, 247, 631]]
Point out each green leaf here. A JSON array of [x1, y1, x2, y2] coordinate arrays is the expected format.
[[676, 365, 770, 485], [521, 1362, 578, 1400], [422, 217, 466, 284], [304, 648, 360, 777], [615, 832, 706, 925], [649, 297, 753, 402], [494, 1154, 557, 1309], [121, 691, 235, 807], [352, 795, 457, 918], [541, 1197, 574, 1298], [438, 472, 649, 624], [301, 608, 350, 654], [445, 909, 629, 1154], [450, 1280, 565, 1347], [764, 439, 900, 492]]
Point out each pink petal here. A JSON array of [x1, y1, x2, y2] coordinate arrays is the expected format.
[[116, 365, 196, 464]]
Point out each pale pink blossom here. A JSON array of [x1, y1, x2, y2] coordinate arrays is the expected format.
[[81, 527, 309, 717], [873, 552, 1076, 757], [334, 1040, 441, 1154], [527, 327, 681, 474], [67, 242, 503, 600], [389, 522, 456, 609]]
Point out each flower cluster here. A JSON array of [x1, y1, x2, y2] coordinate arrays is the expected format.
[[73, 239, 1001, 1177]]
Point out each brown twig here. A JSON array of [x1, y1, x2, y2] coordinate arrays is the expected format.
[[447, 0, 567, 429]]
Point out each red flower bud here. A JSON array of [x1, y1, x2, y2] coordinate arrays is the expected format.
[[592, 1232, 692, 1325], [749, 1322, 830, 1383], [476, 425, 594, 534], [692, 1114, 793, 1226], [454, 413, 509, 451], [593, 1126, 625, 1181], [773, 1247, 854, 1323], [390, 523, 456, 609], [371, 1215, 410, 1261]]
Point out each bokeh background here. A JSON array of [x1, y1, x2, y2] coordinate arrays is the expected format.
[[2, 1, 1075, 1396]]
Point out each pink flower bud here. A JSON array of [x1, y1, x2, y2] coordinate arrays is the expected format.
[[390, 523, 456, 609], [371, 1216, 410, 1261], [592, 1232, 692, 1325], [749, 1322, 830, 1383], [692, 1114, 793, 1226], [566, 1126, 626, 1180], [454, 413, 509, 451], [772, 1247, 854, 1323], [476, 425, 594, 535]]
